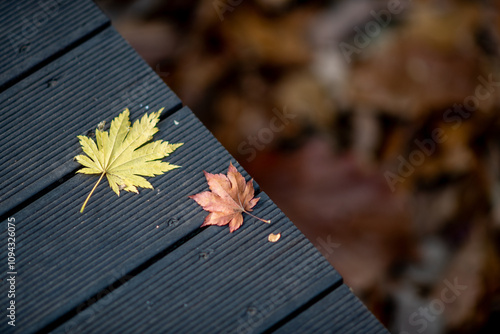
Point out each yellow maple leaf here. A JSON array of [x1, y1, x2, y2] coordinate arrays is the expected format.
[[75, 107, 183, 212]]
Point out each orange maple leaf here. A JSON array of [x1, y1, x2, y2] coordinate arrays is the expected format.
[[189, 162, 270, 232]]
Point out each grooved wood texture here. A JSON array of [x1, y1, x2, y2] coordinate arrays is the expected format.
[[0, 0, 109, 90], [0, 26, 181, 218], [0, 107, 341, 333], [274, 284, 390, 334], [51, 192, 340, 334], [0, 107, 228, 332]]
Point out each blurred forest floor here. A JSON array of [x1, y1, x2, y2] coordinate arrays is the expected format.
[[95, 0, 500, 332]]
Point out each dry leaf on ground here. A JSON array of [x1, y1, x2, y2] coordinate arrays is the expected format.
[[75, 108, 183, 212], [189, 162, 270, 232]]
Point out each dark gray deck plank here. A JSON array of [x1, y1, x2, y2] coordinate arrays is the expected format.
[[0, 0, 109, 90], [49, 192, 341, 334], [0, 106, 341, 333], [0, 26, 181, 219], [273, 284, 390, 334]]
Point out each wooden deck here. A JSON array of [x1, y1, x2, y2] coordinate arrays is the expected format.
[[0, 1, 389, 333]]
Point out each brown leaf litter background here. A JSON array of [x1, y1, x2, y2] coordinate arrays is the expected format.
[[95, 0, 500, 332]]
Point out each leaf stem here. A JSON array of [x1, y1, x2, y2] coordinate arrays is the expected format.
[[244, 210, 271, 224], [235, 185, 270, 224], [80, 172, 105, 213]]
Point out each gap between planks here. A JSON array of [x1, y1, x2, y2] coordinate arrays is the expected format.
[[0, 21, 111, 94]]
